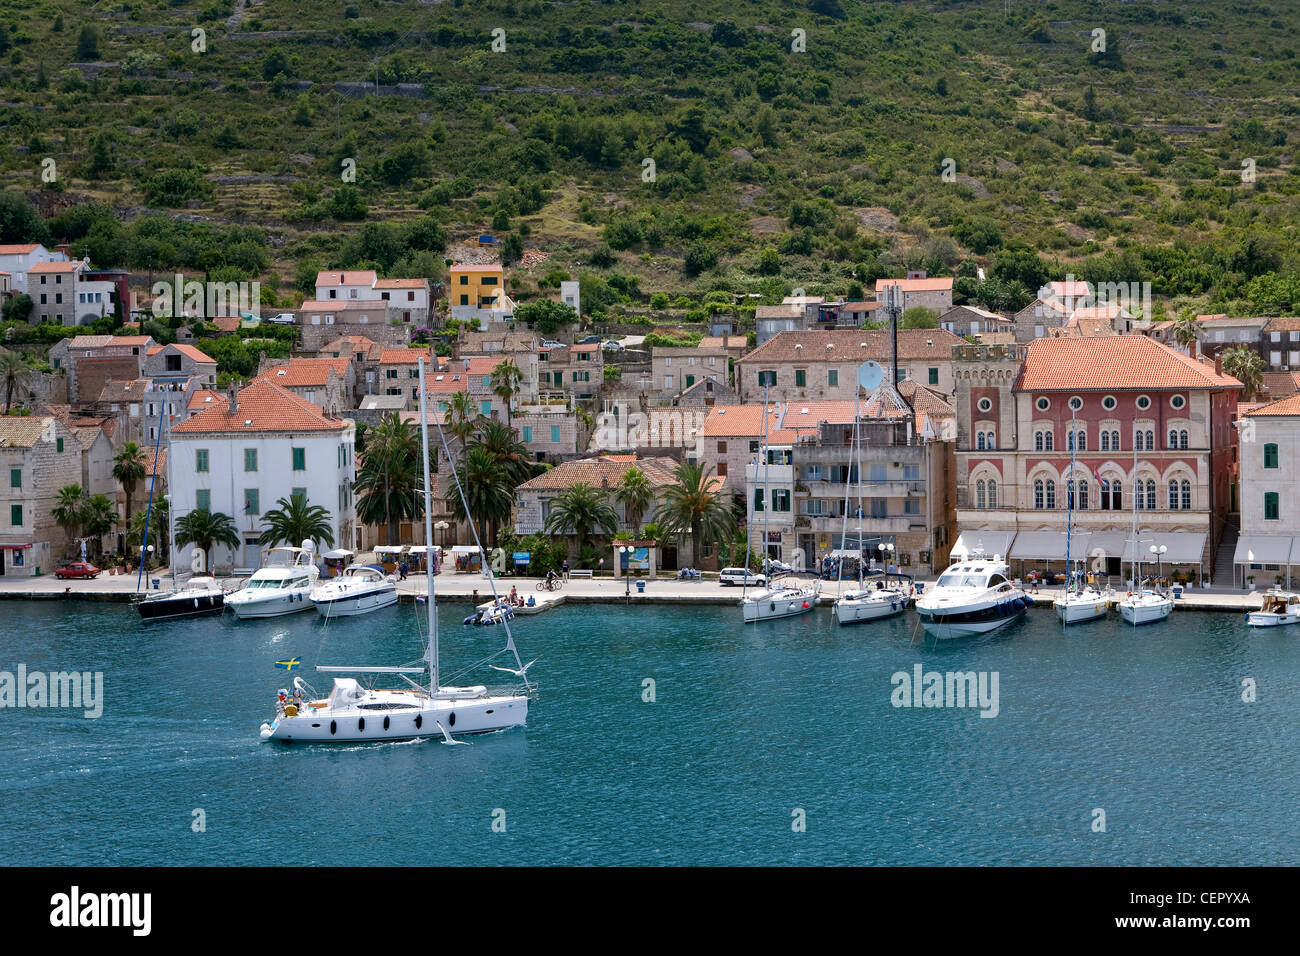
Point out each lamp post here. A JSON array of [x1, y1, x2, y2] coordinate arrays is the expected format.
[[618, 545, 634, 602], [1149, 544, 1167, 584], [878, 541, 895, 575]]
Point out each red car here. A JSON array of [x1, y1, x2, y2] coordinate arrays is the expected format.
[[55, 562, 100, 580]]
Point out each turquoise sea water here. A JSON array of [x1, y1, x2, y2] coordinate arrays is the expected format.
[[1, 599, 1296, 866]]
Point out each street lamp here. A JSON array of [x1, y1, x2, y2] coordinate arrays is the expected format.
[[877, 541, 895, 574], [618, 545, 635, 602], [1149, 544, 1167, 583]]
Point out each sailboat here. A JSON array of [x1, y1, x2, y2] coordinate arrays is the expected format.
[[260, 357, 533, 742], [833, 362, 911, 625], [1116, 425, 1173, 626], [1054, 401, 1112, 623], [741, 380, 819, 623]]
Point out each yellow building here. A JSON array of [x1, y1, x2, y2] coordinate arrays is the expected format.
[[449, 264, 505, 308]]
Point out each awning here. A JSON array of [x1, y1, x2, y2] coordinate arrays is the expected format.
[[1076, 531, 1128, 563], [0, 543, 32, 549], [950, 531, 1016, 561], [374, 546, 406, 554], [1121, 531, 1207, 564], [450, 545, 483, 554], [1009, 530, 1067, 560], [1233, 535, 1295, 565], [322, 549, 354, 559]]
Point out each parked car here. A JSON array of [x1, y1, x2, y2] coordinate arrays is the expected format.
[[266, 313, 296, 324], [602, 340, 624, 351], [541, 340, 565, 349], [577, 334, 602, 345], [55, 562, 101, 580], [719, 567, 766, 587]]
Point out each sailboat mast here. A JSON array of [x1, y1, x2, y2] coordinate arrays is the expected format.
[[1067, 402, 1075, 589], [1131, 422, 1139, 587], [417, 358, 438, 696]]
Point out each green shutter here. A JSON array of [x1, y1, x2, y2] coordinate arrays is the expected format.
[[1265, 492, 1280, 520], [292, 487, 307, 503], [827, 369, 838, 387], [9, 468, 19, 489], [522, 426, 533, 443], [928, 367, 939, 385], [10, 504, 21, 526], [1264, 444, 1279, 469], [550, 426, 560, 443], [292, 447, 306, 471], [56, 437, 64, 453], [244, 448, 258, 471], [195, 449, 209, 473], [244, 489, 259, 515], [196, 489, 211, 511], [795, 369, 806, 387]]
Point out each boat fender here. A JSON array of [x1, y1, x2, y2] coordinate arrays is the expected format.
[[329, 720, 337, 735], [802, 601, 810, 609], [358, 718, 365, 731], [414, 714, 422, 730], [383, 716, 390, 730]]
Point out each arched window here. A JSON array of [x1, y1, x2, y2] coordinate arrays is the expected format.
[[988, 480, 997, 509], [1169, 481, 1179, 510], [1034, 480, 1044, 509], [976, 480, 986, 509], [1079, 480, 1088, 510], [977, 433, 986, 451], [1112, 479, 1122, 511], [1045, 480, 1056, 509], [1067, 478, 1075, 508], [987, 431, 996, 449], [1067, 431, 1074, 452], [1146, 480, 1156, 511], [1101, 431, 1111, 451], [1168, 429, 1178, 449], [1045, 431, 1054, 451], [1136, 480, 1145, 510], [1111, 430, 1120, 450], [1035, 432, 1043, 452], [1146, 430, 1155, 450], [1099, 479, 1110, 509], [1179, 430, 1188, 449], [1181, 480, 1191, 510]]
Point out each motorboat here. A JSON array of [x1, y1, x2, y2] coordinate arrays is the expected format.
[[312, 564, 398, 619], [227, 547, 319, 619], [1117, 580, 1174, 626], [914, 553, 1030, 639], [741, 575, 821, 623], [463, 598, 516, 626], [260, 356, 534, 744], [1245, 588, 1299, 627], [833, 570, 913, 625], [137, 575, 228, 622], [1054, 571, 1113, 625]]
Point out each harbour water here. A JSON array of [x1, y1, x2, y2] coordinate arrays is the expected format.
[[1, 600, 1296, 866]]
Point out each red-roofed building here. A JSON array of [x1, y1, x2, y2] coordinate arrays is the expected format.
[[169, 380, 356, 571], [875, 271, 953, 313], [0, 243, 69, 297], [255, 357, 355, 414], [953, 336, 1242, 581], [142, 342, 217, 392]]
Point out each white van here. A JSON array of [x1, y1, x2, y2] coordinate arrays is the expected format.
[[267, 313, 296, 324], [719, 567, 766, 587]]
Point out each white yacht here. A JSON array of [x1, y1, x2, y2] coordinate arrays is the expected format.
[[312, 564, 398, 619], [833, 571, 912, 625], [227, 547, 319, 619], [914, 554, 1030, 639], [1054, 571, 1113, 624], [260, 357, 533, 744], [742, 575, 821, 623], [1117, 582, 1174, 626], [1246, 589, 1300, 627]]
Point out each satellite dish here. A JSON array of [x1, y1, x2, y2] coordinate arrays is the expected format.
[[857, 361, 884, 391]]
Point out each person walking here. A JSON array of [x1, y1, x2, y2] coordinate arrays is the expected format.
[[561, 560, 570, 582]]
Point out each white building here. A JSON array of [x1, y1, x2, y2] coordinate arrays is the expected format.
[[168, 380, 355, 572], [1235, 395, 1300, 588], [0, 243, 70, 297], [559, 280, 580, 317]]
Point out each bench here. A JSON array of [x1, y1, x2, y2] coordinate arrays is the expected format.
[[568, 569, 593, 578]]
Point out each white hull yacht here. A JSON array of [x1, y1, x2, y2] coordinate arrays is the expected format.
[[833, 571, 912, 625], [1054, 573, 1113, 624], [1117, 584, 1174, 625], [914, 553, 1029, 639], [742, 577, 821, 623], [312, 564, 398, 619], [227, 547, 319, 619], [1246, 588, 1300, 627]]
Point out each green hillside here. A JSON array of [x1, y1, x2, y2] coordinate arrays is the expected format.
[[1, 0, 1297, 320]]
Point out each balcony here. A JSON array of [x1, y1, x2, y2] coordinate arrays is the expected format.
[[799, 514, 916, 535], [800, 479, 926, 499], [745, 463, 794, 485], [796, 443, 927, 463]]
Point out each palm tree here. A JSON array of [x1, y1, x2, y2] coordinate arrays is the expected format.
[[1220, 344, 1265, 400], [354, 412, 421, 545], [544, 482, 619, 557], [453, 444, 515, 546], [126, 501, 168, 568], [1, 350, 33, 414], [475, 418, 532, 486], [51, 484, 86, 557], [1171, 312, 1202, 353], [112, 441, 147, 529], [614, 466, 654, 539], [82, 494, 118, 559], [490, 358, 523, 426], [447, 392, 479, 447], [257, 494, 335, 551], [175, 508, 240, 574], [654, 461, 735, 566]]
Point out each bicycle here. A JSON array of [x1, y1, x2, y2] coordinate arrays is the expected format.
[[536, 578, 562, 592]]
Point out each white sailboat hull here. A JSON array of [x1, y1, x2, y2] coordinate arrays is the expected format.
[[833, 592, 907, 625], [261, 693, 528, 742], [742, 588, 818, 622], [228, 590, 315, 618], [313, 585, 398, 618], [1118, 598, 1173, 625], [1054, 593, 1111, 624]]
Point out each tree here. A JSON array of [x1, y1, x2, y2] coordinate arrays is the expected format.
[[0, 350, 33, 413], [514, 299, 578, 336], [257, 495, 335, 551], [902, 306, 939, 329], [354, 412, 421, 546], [82, 494, 118, 559], [112, 441, 147, 529], [447, 392, 480, 447], [76, 25, 101, 60], [1171, 312, 1202, 353], [991, 242, 1051, 292], [1220, 345, 1264, 400], [452, 445, 514, 546], [175, 509, 240, 573], [51, 484, 86, 557], [475, 419, 532, 487], [126, 498, 168, 568], [654, 462, 735, 565], [544, 482, 618, 558], [614, 466, 654, 539], [758, 246, 781, 276], [0, 190, 46, 244], [490, 358, 523, 427]]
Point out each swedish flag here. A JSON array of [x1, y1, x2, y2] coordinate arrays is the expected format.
[[275, 658, 301, 671]]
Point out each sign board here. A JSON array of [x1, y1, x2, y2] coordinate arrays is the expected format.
[[513, 552, 530, 566]]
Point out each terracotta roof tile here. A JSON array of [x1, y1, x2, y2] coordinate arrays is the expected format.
[[28, 261, 78, 273], [1014, 336, 1243, 392], [315, 270, 377, 287], [171, 379, 346, 434], [0, 244, 41, 255], [255, 358, 350, 388], [373, 278, 428, 289], [875, 276, 953, 292], [700, 404, 783, 437], [187, 388, 223, 411], [0, 417, 56, 448], [1263, 316, 1300, 332], [1245, 394, 1300, 416], [379, 348, 435, 365], [516, 455, 682, 492], [738, 328, 965, 364]]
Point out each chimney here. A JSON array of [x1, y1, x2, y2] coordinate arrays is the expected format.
[[1215, 355, 1223, 377], [227, 386, 238, 415]]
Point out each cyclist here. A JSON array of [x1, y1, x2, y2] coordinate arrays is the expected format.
[[545, 568, 558, 590]]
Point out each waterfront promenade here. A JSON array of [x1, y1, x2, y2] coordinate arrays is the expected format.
[[0, 565, 1273, 613]]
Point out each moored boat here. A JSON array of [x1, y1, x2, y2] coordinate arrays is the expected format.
[[137, 575, 228, 621], [227, 547, 319, 619], [1245, 588, 1299, 627], [311, 564, 398, 619], [914, 553, 1029, 639]]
